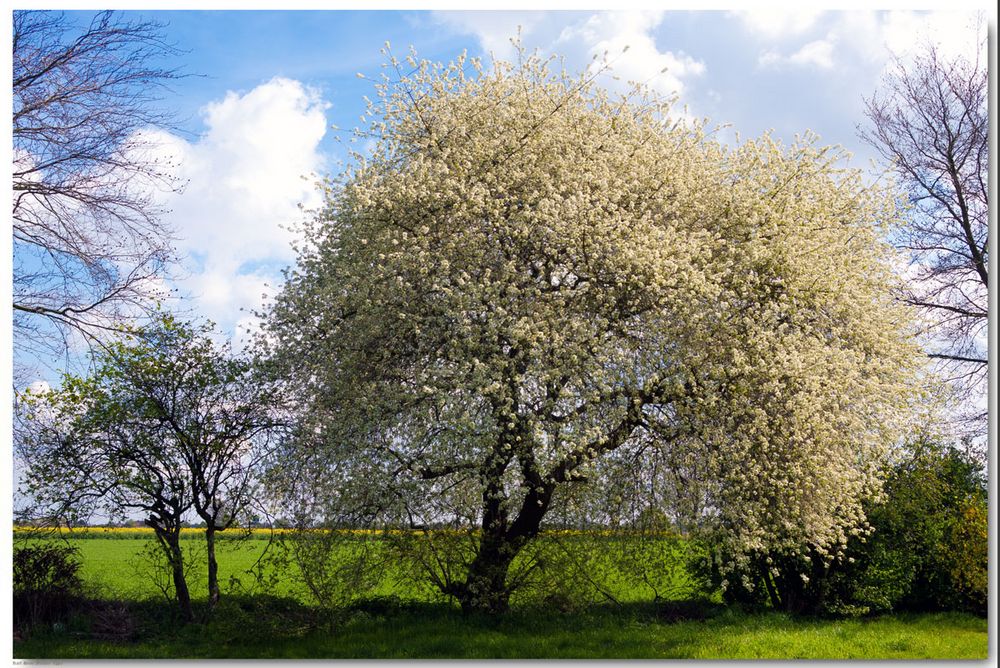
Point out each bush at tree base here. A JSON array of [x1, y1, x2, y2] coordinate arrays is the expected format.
[[691, 439, 987, 616], [13, 543, 87, 634]]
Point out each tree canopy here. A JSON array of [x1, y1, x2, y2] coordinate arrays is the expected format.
[[264, 48, 922, 614]]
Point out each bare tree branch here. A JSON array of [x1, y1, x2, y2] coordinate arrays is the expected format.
[[858, 22, 988, 437], [12, 10, 187, 370]]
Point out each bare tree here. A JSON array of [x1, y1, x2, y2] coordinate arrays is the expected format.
[[12, 10, 184, 368], [859, 31, 988, 436]]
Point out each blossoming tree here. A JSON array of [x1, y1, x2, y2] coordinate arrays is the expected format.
[[263, 48, 921, 614]]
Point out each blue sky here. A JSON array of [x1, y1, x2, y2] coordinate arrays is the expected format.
[[26, 8, 989, 375]]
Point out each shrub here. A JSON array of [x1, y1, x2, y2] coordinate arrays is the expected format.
[[939, 497, 988, 612], [691, 439, 987, 617], [654, 597, 720, 623], [88, 600, 136, 642], [13, 543, 86, 634], [863, 439, 987, 615], [512, 531, 705, 611], [262, 529, 388, 614]]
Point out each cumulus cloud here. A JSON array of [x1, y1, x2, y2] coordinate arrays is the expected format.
[[433, 11, 545, 61], [752, 10, 983, 73], [733, 8, 825, 39], [151, 77, 329, 341], [434, 10, 705, 101], [555, 11, 704, 98], [860, 10, 983, 64], [759, 38, 834, 70]]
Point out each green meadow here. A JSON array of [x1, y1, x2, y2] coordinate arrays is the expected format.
[[13, 533, 989, 660]]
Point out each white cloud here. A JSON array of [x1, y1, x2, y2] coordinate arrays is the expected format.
[[787, 39, 835, 69], [753, 10, 983, 73], [555, 11, 704, 97], [188, 267, 276, 332], [435, 10, 705, 101], [433, 11, 545, 62], [756, 49, 780, 68], [865, 10, 983, 64], [26, 380, 51, 395], [151, 77, 328, 339], [757, 39, 834, 70], [733, 8, 825, 39], [757, 37, 835, 70]]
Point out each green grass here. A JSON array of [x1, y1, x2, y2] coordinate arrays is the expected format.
[[21, 533, 702, 604], [45, 537, 301, 601], [15, 601, 988, 659], [13, 534, 989, 659]]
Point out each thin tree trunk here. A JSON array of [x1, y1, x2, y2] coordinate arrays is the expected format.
[[206, 526, 220, 606], [762, 566, 783, 611], [162, 531, 193, 622]]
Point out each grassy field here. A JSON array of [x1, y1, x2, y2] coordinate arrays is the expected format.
[[37, 536, 303, 601], [15, 601, 989, 659], [13, 531, 990, 660], [17, 530, 704, 604]]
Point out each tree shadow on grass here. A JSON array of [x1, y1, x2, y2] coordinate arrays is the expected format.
[[13, 595, 987, 660]]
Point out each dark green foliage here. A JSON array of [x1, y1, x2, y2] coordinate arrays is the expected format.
[[208, 594, 329, 639], [85, 600, 137, 642], [692, 439, 987, 616], [691, 545, 845, 614], [940, 497, 988, 612], [347, 594, 407, 617], [855, 440, 987, 614], [653, 597, 722, 623], [13, 543, 86, 634]]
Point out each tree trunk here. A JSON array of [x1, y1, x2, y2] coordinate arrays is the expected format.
[[761, 560, 783, 611], [162, 532, 194, 622], [457, 534, 518, 614], [455, 475, 554, 614], [206, 526, 220, 606]]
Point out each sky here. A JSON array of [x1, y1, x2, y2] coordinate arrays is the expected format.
[[15, 6, 990, 382], [5, 3, 993, 526]]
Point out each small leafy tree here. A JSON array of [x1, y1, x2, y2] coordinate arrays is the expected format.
[[18, 314, 282, 619], [264, 48, 921, 614]]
